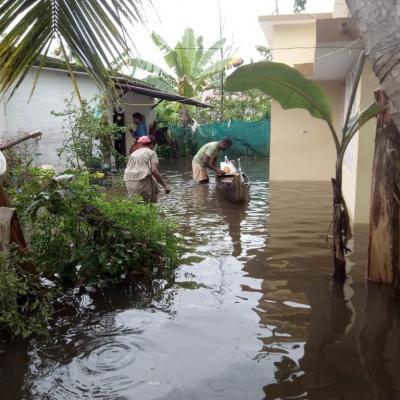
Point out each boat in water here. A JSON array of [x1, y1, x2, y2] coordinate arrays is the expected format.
[[216, 172, 250, 203], [216, 158, 250, 203]]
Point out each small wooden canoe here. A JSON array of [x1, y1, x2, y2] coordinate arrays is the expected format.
[[216, 173, 250, 203]]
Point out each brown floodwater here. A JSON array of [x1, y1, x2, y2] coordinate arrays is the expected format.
[[1, 159, 400, 400]]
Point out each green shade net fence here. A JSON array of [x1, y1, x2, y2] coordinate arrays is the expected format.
[[168, 118, 270, 159]]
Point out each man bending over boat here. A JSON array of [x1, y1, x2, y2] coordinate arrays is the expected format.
[[192, 137, 233, 183]]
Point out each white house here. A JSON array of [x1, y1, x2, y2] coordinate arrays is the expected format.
[[0, 59, 207, 170], [258, 1, 379, 224]]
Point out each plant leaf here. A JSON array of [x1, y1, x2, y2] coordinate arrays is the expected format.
[[0, 0, 145, 101], [344, 102, 386, 146], [225, 61, 332, 122]]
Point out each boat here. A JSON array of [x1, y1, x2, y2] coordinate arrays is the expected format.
[[216, 172, 250, 203]]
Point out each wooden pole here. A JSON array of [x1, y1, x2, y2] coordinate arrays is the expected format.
[[0, 130, 42, 151]]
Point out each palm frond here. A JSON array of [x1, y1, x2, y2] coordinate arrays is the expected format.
[[0, 0, 145, 100], [151, 31, 173, 54]]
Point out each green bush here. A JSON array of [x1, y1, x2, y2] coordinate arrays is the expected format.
[[54, 97, 123, 171], [13, 171, 180, 286], [0, 248, 53, 338]]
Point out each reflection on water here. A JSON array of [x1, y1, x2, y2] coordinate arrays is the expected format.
[[1, 159, 400, 400]]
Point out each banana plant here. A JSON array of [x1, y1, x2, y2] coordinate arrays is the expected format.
[[0, 0, 145, 102], [225, 53, 385, 280], [123, 28, 234, 98]]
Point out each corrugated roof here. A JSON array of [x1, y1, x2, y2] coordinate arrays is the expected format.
[[116, 79, 210, 108], [38, 56, 209, 108]]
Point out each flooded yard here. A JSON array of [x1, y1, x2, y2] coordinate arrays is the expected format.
[[1, 159, 400, 399]]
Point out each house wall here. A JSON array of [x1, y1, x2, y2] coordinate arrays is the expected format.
[[269, 80, 341, 181], [342, 62, 379, 223], [272, 23, 316, 66], [1, 68, 154, 169], [3, 68, 98, 170], [333, 0, 350, 18]]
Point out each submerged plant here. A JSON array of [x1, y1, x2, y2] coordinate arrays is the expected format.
[[226, 56, 385, 280]]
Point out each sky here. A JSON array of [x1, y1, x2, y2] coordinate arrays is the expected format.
[[129, 0, 335, 77]]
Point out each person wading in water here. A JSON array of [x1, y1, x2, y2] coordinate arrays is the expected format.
[[192, 137, 233, 183], [123, 136, 170, 203]]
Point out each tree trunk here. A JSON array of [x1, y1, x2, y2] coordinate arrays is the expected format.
[[368, 90, 400, 295], [346, 0, 400, 294], [346, 0, 400, 132]]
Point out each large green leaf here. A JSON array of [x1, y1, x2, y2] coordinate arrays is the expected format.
[[132, 59, 175, 83], [225, 61, 332, 122], [343, 102, 386, 149], [0, 0, 145, 100], [194, 38, 225, 75], [181, 27, 196, 74], [151, 31, 173, 54]]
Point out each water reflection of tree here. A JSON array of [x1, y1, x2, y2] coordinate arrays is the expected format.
[[250, 183, 400, 400]]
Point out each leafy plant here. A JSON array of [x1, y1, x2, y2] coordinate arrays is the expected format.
[[54, 97, 123, 170], [13, 172, 180, 286], [194, 90, 271, 124], [122, 28, 233, 98], [0, 247, 54, 338], [2, 135, 41, 188], [226, 57, 385, 280]]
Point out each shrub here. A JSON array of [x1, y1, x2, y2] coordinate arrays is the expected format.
[[54, 97, 124, 170], [0, 248, 53, 338], [13, 171, 180, 286]]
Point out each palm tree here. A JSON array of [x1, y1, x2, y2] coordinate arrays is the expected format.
[[0, 0, 145, 101]]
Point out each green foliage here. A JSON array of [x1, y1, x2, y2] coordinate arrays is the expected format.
[[2, 136, 41, 188], [195, 90, 271, 123], [54, 97, 123, 170], [155, 101, 182, 126], [225, 61, 332, 122], [156, 144, 173, 159], [126, 28, 233, 98], [255, 46, 272, 61], [13, 172, 180, 286], [0, 248, 53, 338], [0, 0, 144, 100]]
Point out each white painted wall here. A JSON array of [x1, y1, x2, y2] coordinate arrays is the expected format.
[[342, 62, 378, 224], [2, 68, 155, 170]]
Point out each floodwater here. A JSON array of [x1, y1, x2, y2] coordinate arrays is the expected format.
[[1, 159, 400, 400]]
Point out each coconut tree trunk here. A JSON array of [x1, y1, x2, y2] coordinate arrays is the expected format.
[[346, 0, 400, 132], [368, 90, 400, 295], [346, 1, 400, 293]]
